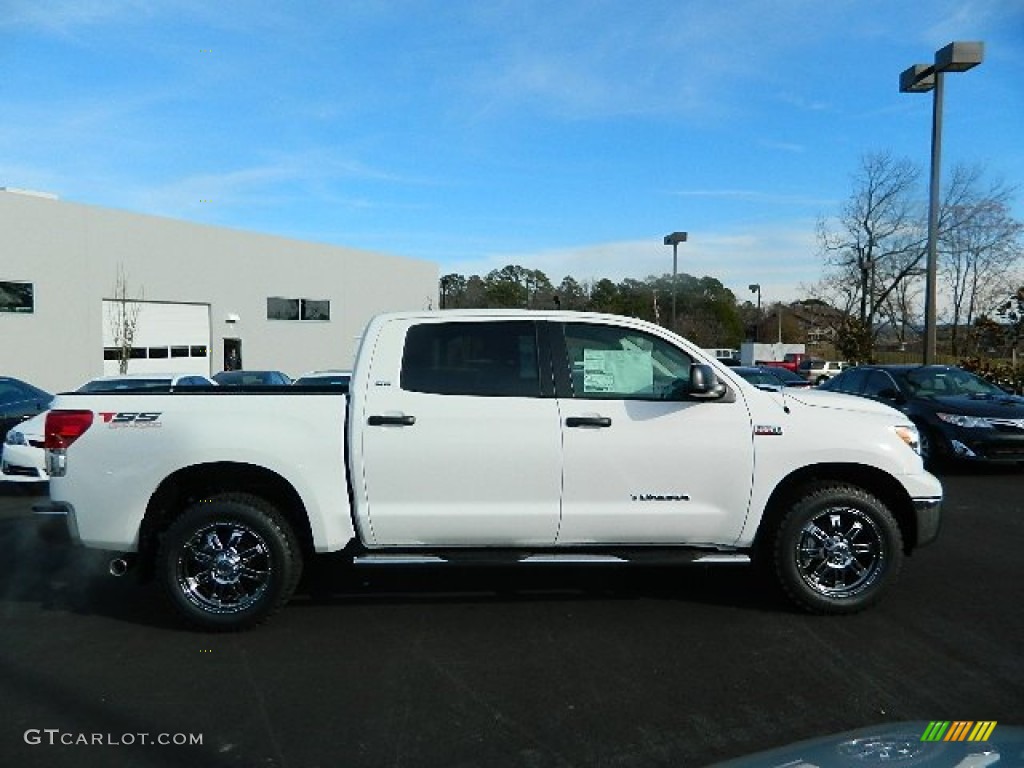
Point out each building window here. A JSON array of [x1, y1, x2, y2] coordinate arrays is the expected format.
[[148, 347, 169, 359], [0, 281, 34, 313], [170, 346, 190, 358], [267, 297, 331, 321], [190, 345, 208, 358], [301, 299, 330, 321], [267, 297, 300, 320]]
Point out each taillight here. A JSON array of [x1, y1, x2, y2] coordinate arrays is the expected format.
[[45, 410, 94, 450]]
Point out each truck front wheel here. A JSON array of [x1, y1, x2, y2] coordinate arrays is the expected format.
[[774, 484, 904, 614], [158, 493, 303, 631]]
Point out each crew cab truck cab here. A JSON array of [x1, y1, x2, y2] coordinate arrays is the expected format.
[[43, 311, 942, 631]]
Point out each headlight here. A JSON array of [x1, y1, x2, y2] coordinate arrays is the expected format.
[[4, 430, 27, 446], [936, 413, 993, 429], [892, 425, 921, 455]]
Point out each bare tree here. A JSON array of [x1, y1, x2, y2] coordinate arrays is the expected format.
[[938, 165, 1023, 355], [876, 271, 923, 352], [816, 152, 926, 358], [109, 265, 143, 374]]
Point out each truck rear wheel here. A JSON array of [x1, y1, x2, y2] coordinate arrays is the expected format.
[[158, 493, 303, 631], [774, 483, 903, 614]]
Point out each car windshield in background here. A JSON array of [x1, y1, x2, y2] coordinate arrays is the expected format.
[[768, 367, 808, 385], [0, 377, 52, 405], [733, 366, 809, 390], [293, 372, 351, 388], [213, 370, 291, 386], [78, 378, 175, 392], [902, 368, 1008, 397], [76, 375, 215, 392]]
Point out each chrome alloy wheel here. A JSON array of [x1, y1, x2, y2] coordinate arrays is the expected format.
[[176, 521, 272, 614], [794, 507, 886, 599]]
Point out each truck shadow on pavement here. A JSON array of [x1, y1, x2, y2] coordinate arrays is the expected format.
[[1, 517, 783, 632], [293, 554, 785, 614]]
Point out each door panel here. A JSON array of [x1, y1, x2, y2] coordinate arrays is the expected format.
[[556, 322, 754, 546], [358, 319, 562, 547]]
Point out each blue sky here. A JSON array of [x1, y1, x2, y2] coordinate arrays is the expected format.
[[4, 0, 1022, 303]]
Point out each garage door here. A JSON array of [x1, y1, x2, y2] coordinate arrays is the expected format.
[[102, 301, 211, 376]]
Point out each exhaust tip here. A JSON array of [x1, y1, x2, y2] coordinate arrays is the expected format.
[[109, 557, 131, 577]]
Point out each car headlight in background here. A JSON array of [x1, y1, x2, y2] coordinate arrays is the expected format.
[[892, 425, 921, 455], [936, 413, 994, 429], [4, 430, 27, 446]]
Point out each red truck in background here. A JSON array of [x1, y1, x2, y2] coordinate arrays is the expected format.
[[753, 352, 811, 373]]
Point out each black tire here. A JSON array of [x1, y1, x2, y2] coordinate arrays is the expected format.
[[158, 493, 303, 631], [773, 483, 903, 614]]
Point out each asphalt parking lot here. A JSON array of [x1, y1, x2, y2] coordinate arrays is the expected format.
[[1, 467, 1022, 768]]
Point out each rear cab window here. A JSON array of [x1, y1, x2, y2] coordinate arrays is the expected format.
[[400, 321, 541, 397]]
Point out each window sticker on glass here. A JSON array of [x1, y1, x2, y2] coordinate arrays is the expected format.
[[583, 349, 653, 394]]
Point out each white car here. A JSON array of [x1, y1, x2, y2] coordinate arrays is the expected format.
[[2, 411, 48, 483], [2, 373, 216, 483], [78, 373, 217, 392], [291, 369, 351, 389], [806, 360, 849, 385]]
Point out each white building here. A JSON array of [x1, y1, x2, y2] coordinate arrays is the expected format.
[[0, 189, 438, 392]]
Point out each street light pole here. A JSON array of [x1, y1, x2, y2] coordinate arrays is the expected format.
[[748, 283, 761, 342], [923, 70, 945, 365], [663, 231, 687, 330], [900, 41, 983, 365]]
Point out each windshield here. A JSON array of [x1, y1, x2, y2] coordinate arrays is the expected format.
[[294, 375, 350, 387], [768, 367, 804, 383], [903, 368, 1007, 397], [77, 378, 172, 392]]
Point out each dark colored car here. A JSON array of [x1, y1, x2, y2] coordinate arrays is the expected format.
[[292, 370, 351, 389], [0, 376, 52, 438], [819, 364, 1024, 466], [732, 365, 813, 391], [213, 370, 291, 386]]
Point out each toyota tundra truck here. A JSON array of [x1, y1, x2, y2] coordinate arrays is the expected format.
[[40, 310, 942, 631]]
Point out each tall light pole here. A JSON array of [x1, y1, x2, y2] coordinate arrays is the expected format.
[[900, 41, 983, 365], [663, 231, 688, 330], [748, 283, 761, 342]]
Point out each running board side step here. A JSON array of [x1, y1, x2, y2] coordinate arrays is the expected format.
[[352, 551, 751, 567]]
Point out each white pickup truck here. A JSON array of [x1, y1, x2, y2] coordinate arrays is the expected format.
[[41, 310, 942, 631]]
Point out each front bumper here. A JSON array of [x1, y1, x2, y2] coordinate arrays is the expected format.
[[1, 443, 48, 483], [938, 425, 1024, 463], [912, 497, 942, 548]]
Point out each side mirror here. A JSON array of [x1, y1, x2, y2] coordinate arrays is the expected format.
[[684, 364, 728, 400]]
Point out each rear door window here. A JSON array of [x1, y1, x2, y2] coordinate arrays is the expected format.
[[832, 368, 869, 395], [401, 321, 540, 397], [862, 370, 900, 399]]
